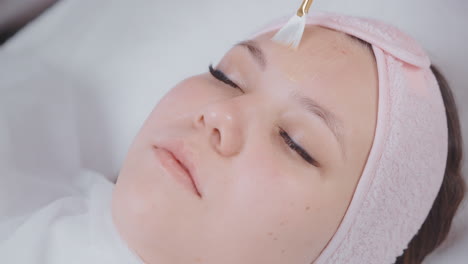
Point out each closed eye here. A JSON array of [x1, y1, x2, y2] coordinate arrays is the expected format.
[[209, 64, 244, 92], [279, 127, 320, 167]]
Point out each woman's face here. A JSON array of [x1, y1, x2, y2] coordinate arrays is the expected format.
[[112, 26, 378, 264]]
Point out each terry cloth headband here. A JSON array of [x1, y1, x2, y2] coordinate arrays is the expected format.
[[252, 11, 448, 264]]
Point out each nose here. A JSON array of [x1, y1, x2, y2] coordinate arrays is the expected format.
[[193, 101, 244, 157]]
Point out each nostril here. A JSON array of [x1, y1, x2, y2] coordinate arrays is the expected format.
[[212, 128, 221, 148], [214, 128, 220, 140]]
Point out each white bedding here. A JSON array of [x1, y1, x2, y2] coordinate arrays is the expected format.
[[0, 0, 466, 262], [0, 167, 142, 264]]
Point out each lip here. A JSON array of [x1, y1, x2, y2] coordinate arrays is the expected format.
[[152, 144, 202, 198]]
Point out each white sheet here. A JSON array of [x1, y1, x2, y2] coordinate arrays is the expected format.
[[0, 168, 142, 264], [1, 0, 466, 263]]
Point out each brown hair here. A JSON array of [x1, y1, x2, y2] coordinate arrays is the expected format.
[[348, 34, 467, 263], [393, 65, 467, 264]]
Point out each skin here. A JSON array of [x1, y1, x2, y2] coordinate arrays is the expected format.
[[111, 26, 378, 264]]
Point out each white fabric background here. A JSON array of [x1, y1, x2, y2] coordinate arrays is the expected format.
[[0, 0, 467, 263]]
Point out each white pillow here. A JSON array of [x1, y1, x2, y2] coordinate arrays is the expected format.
[[1, 0, 466, 262]]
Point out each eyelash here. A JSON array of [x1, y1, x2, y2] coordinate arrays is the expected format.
[[208, 64, 319, 167], [279, 128, 319, 167], [209, 64, 244, 92]]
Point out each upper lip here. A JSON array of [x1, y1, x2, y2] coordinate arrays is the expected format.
[[156, 139, 201, 198]]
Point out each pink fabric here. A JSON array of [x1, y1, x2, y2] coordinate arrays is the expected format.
[[253, 11, 448, 264]]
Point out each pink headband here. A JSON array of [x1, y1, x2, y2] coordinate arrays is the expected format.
[[253, 11, 448, 263]]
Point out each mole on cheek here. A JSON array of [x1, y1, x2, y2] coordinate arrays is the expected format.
[[268, 231, 279, 241]]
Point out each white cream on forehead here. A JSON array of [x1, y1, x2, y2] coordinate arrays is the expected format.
[[265, 27, 365, 84], [276, 48, 349, 86]]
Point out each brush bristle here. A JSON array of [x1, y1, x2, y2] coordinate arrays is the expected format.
[[271, 15, 306, 49]]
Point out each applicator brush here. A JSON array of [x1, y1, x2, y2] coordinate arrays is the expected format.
[[272, 0, 314, 49]]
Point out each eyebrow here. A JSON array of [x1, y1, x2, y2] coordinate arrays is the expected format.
[[291, 91, 345, 158], [235, 40, 267, 70], [236, 40, 345, 158]]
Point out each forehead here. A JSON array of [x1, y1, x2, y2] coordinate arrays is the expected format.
[[253, 26, 372, 84]]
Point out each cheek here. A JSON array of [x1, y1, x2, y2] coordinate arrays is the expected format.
[[148, 77, 210, 119], [231, 152, 315, 221], [150, 88, 196, 121], [233, 147, 339, 216], [228, 155, 335, 251], [145, 72, 245, 131]]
